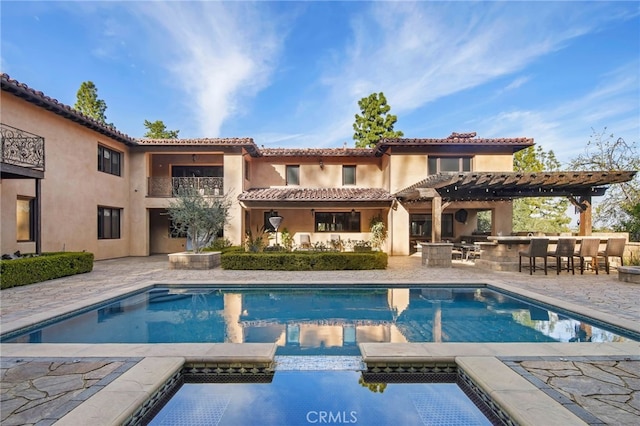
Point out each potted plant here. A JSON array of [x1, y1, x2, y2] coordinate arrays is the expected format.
[[370, 215, 387, 251], [166, 186, 231, 269]]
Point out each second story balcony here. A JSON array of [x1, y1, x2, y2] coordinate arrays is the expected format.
[[147, 176, 224, 197], [1, 123, 45, 179]]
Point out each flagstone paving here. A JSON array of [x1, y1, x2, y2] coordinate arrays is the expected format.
[[1, 255, 639, 425]]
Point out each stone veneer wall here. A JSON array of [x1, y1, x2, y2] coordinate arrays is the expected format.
[[421, 243, 453, 268], [168, 252, 221, 270]]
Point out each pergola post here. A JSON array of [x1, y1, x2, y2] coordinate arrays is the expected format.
[[578, 197, 592, 236], [431, 195, 442, 242]]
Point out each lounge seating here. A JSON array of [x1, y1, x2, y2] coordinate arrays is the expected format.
[[519, 238, 549, 275], [573, 237, 600, 274], [547, 238, 576, 275], [598, 237, 626, 274]]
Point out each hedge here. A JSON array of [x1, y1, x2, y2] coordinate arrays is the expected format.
[[1, 252, 94, 289], [221, 251, 387, 270]]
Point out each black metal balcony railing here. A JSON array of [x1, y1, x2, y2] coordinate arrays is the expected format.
[[1, 123, 45, 170], [148, 177, 224, 197]]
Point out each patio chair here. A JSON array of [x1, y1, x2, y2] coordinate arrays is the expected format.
[[598, 237, 626, 274], [299, 234, 311, 250], [519, 238, 549, 275], [547, 238, 576, 275], [451, 246, 464, 260], [573, 237, 600, 275]]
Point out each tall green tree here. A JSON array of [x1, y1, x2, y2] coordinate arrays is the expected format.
[[74, 81, 108, 124], [353, 92, 403, 148], [512, 145, 571, 233], [143, 120, 179, 139], [570, 128, 640, 240]]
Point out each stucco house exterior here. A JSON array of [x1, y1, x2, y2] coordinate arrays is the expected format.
[[2, 74, 634, 260]]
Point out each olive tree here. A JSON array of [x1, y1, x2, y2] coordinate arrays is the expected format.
[[167, 187, 232, 253]]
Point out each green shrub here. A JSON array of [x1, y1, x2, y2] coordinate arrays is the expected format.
[[221, 251, 387, 270], [0, 252, 94, 289], [204, 237, 233, 252]]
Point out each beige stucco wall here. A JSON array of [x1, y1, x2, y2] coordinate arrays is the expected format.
[[474, 154, 513, 171], [224, 154, 244, 245], [1, 93, 132, 260], [250, 157, 383, 188], [128, 151, 149, 256], [388, 154, 427, 194]]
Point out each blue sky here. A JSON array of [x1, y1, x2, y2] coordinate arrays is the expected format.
[[1, 1, 638, 165]]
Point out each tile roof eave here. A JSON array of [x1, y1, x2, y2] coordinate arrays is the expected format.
[[1, 73, 137, 146], [238, 187, 395, 202], [374, 137, 534, 156]]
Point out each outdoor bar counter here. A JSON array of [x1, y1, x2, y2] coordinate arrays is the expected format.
[[474, 235, 610, 272]]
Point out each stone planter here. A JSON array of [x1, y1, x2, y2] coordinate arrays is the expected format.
[[168, 251, 221, 270], [618, 266, 640, 284]]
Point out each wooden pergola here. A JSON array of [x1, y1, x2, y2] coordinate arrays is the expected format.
[[394, 171, 637, 241]]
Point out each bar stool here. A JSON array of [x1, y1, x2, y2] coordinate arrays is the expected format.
[[519, 238, 549, 275], [547, 238, 576, 274], [598, 237, 626, 274], [573, 238, 600, 274]]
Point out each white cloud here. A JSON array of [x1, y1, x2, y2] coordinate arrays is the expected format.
[[472, 60, 639, 165], [307, 1, 635, 148], [503, 76, 531, 92], [129, 2, 286, 137]]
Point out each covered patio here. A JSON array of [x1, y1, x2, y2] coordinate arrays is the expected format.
[[395, 170, 637, 241]]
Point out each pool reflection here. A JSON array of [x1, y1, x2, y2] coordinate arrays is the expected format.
[[3, 287, 633, 349]]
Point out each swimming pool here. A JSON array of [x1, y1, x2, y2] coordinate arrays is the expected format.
[[3, 285, 635, 352]]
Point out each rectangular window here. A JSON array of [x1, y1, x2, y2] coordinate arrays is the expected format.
[[286, 165, 300, 185], [342, 165, 356, 185], [16, 197, 34, 242], [98, 145, 122, 176], [410, 213, 453, 238], [98, 207, 121, 239], [428, 157, 472, 174], [315, 212, 360, 232]]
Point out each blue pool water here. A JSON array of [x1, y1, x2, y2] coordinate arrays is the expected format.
[[148, 371, 492, 426], [2, 286, 635, 353]]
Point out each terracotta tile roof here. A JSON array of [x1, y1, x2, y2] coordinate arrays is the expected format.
[[374, 132, 534, 155], [259, 148, 374, 157], [1, 73, 137, 146], [238, 187, 394, 202], [136, 137, 254, 145]]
